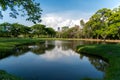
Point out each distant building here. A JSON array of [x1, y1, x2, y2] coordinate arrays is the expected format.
[[58, 27, 60, 32]]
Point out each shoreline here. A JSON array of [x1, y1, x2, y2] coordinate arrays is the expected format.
[[39, 38, 120, 43], [0, 38, 120, 53], [0, 38, 119, 80], [77, 44, 120, 80], [0, 38, 42, 53]]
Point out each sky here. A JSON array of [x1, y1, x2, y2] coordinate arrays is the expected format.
[[0, 0, 120, 30]]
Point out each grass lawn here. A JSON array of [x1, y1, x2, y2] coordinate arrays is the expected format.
[[0, 38, 43, 53], [77, 44, 120, 80]]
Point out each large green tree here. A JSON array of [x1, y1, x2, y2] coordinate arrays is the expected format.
[[108, 7, 120, 39], [10, 23, 23, 37], [45, 27, 56, 37], [83, 21, 93, 38], [84, 8, 112, 40], [31, 24, 46, 37], [0, 0, 42, 23]]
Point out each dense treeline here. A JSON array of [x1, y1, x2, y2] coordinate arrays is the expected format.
[[0, 23, 56, 38], [1, 6, 120, 40], [56, 25, 82, 38], [58, 6, 120, 40]]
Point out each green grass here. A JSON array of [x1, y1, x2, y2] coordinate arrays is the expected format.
[[77, 44, 120, 80], [0, 38, 43, 53]]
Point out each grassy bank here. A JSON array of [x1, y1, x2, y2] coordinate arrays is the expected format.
[[0, 38, 43, 80], [0, 38, 42, 53], [77, 44, 120, 80]]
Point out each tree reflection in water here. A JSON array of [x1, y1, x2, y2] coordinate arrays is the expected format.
[[13, 41, 55, 56], [0, 40, 109, 80], [14, 40, 108, 73], [0, 41, 55, 59], [80, 53, 109, 72]]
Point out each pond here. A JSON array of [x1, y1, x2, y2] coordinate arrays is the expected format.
[[0, 40, 108, 80]]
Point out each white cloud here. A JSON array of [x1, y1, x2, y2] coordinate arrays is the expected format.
[[111, 2, 120, 9], [0, 10, 92, 29], [39, 40, 79, 61], [40, 46, 79, 61], [41, 15, 80, 30], [41, 11, 91, 30]]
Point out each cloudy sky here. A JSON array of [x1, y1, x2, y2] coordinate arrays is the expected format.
[[0, 0, 120, 30]]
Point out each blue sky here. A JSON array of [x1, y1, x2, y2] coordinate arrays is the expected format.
[[39, 0, 119, 13], [0, 0, 120, 30]]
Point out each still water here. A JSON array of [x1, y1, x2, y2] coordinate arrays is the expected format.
[[0, 40, 108, 80]]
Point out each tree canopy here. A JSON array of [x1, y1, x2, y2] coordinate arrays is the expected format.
[[81, 7, 120, 40], [0, 22, 56, 38], [55, 6, 120, 40], [0, 0, 42, 23]]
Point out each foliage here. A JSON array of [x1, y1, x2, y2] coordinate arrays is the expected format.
[[0, 23, 56, 38], [45, 27, 56, 37], [77, 44, 120, 80], [0, 0, 42, 23], [31, 24, 46, 37], [0, 38, 42, 53], [1, 6, 120, 39], [82, 7, 120, 40], [59, 25, 81, 38], [0, 22, 11, 37]]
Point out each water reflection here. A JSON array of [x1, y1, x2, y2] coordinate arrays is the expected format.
[[0, 40, 109, 80], [80, 54, 108, 72]]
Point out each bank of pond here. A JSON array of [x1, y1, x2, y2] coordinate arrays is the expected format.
[[77, 44, 120, 80], [0, 38, 119, 80]]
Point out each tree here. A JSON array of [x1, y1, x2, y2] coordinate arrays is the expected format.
[[0, 22, 11, 37], [0, 22, 11, 31], [45, 27, 56, 37], [10, 23, 23, 37], [0, 0, 42, 23], [31, 24, 46, 37], [19, 25, 31, 37], [61, 25, 81, 38], [62, 26, 69, 31], [84, 8, 112, 40], [108, 7, 120, 39]]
